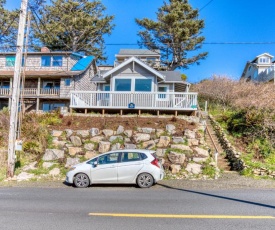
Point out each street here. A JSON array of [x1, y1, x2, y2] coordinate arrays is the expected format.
[[0, 183, 275, 230]]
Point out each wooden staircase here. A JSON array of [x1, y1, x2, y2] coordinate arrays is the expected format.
[[201, 111, 231, 172]]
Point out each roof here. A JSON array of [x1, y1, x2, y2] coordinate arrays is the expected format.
[[71, 56, 93, 71], [159, 71, 185, 83], [252, 53, 274, 63], [102, 56, 165, 80], [117, 49, 160, 56]]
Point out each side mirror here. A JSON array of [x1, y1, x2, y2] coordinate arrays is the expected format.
[[93, 161, 98, 167]]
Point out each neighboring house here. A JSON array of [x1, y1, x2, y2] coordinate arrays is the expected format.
[[70, 49, 197, 113], [241, 53, 275, 82], [0, 47, 95, 111]]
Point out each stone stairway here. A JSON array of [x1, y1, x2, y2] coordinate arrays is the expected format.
[[201, 112, 231, 172]]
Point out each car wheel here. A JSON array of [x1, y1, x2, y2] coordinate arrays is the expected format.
[[73, 173, 90, 188], [137, 173, 154, 188]]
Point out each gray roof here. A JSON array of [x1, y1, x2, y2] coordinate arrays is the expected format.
[[91, 70, 108, 83], [117, 49, 160, 56], [159, 71, 187, 83]]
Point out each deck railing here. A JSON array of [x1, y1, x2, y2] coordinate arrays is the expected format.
[[70, 91, 198, 111], [0, 88, 60, 96]]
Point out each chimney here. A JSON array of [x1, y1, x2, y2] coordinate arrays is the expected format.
[[41, 47, 50, 52]]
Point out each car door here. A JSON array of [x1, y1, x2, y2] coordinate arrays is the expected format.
[[117, 152, 144, 183], [91, 152, 120, 183]]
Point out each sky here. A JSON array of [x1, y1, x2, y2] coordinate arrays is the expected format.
[[6, 0, 275, 83]]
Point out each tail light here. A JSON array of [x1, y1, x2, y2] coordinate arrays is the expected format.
[[151, 158, 160, 168]]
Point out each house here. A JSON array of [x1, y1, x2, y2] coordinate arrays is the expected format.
[[240, 53, 275, 82], [0, 47, 95, 111], [70, 49, 197, 114]]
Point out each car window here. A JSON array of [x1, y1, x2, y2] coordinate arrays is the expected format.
[[121, 152, 141, 162], [87, 158, 97, 166], [140, 152, 148, 160], [98, 153, 119, 165]]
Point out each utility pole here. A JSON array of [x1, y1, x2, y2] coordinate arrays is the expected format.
[[7, 0, 29, 178]]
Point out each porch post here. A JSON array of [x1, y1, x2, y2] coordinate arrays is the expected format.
[[37, 77, 41, 96], [36, 98, 39, 111]]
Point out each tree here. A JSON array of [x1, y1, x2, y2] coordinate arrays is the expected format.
[[0, 0, 19, 51], [136, 0, 207, 71], [31, 0, 114, 60]]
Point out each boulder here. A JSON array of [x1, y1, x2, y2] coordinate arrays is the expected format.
[[142, 140, 155, 149], [168, 152, 186, 165], [98, 141, 111, 153], [85, 151, 98, 159], [109, 135, 123, 143], [22, 161, 37, 171], [172, 137, 184, 144], [157, 136, 170, 147], [193, 147, 209, 158], [65, 129, 73, 138], [124, 130, 133, 138], [76, 130, 90, 137], [68, 147, 83, 156], [186, 163, 202, 175], [193, 157, 208, 163], [51, 130, 63, 137], [70, 136, 82, 147], [184, 129, 196, 139], [170, 164, 181, 174], [140, 127, 155, 134], [90, 136, 104, 143], [166, 124, 176, 134], [156, 129, 164, 137], [43, 149, 64, 161], [187, 139, 199, 146], [90, 128, 100, 137], [16, 172, 35, 181], [49, 168, 60, 176], [102, 129, 114, 137], [65, 157, 80, 168], [116, 125, 124, 135], [156, 148, 166, 158], [84, 143, 95, 151], [132, 133, 151, 143], [170, 144, 192, 152], [124, 143, 137, 149], [111, 143, 121, 151]]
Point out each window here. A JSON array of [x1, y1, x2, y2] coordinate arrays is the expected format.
[[43, 80, 60, 89], [41, 56, 63, 67], [53, 56, 63, 66], [42, 103, 65, 111], [135, 79, 152, 92], [103, 85, 110, 91], [98, 153, 120, 165], [121, 152, 141, 162], [158, 85, 168, 99], [259, 57, 270, 64], [0, 81, 10, 89], [6, 56, 15, 67], [115, 79, 131, 91], [41, 56, 51, 67], [65, 79, 71, 86]]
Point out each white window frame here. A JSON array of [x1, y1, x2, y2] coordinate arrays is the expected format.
[[157, 84, 169, 101], [113, 76, 154, 92]]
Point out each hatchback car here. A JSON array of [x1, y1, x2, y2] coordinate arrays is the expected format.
[[66, 149, 164, 188]]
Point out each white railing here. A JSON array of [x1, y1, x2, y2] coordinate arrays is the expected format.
[[0, 88, 60, 96], [70, 91, 198, 111]]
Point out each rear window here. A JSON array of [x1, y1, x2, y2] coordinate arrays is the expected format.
[[140, 152, 148, 160]]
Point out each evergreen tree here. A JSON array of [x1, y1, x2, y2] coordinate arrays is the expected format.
[[136, 0, 207, 71], [32, 0, 114, 60]]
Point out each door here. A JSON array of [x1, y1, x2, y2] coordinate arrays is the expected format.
[[91, 152, 120, 183], [117, 152, 144, 183]]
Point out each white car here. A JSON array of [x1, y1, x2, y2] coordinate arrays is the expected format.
[[66, 149, 164, 188]]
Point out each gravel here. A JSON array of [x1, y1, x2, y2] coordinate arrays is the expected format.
[[0, 172, 275, 190]]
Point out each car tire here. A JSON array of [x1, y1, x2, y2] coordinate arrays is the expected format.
[[73, 173, 90, 188], [137, 173, 154, 188]]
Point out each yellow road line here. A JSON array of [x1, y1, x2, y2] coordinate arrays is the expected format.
[[89, 213, 275, 219]]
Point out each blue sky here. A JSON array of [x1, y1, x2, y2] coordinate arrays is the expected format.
[[6, 0, 275, 83]]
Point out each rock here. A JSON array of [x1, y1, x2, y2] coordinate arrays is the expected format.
[[52, 140, 66, 148], [170, 164, 181, 174], [51, 130, 63, 137], [193, 157, 208, 163], [124, 138, 131, 143], [172, 137, 184, 144], [132, 133, 151, 143], [170, 144, 192, 152], [156, 149, 166, 158], [65, 129, 73, 138], [76, 130, 90, 137], [85, 151, 98, 159], [124, 130, 133, 138], [90, 136, 104, 143], [42, 162, 55, 169], [22, 161, 37, 171], [90, 128, 100, 137], [140, 127, 155, 134], [186, 163, 202, 174], [109, 135, 123, 143], [193, 147, 209, 158], [65, 157, 80, 168], [16, 172, 35, 181], [49, 168, 60, 176], [168, 152, 186, 165], [116, 125, 124, 135], [68, 147, 83, 156], [102, 129, 114, 137], [70, 136, 82, 147], [124, 143, 137, 149], [98, 141, 111, 153], [157, 136, 170, 147], [111, 143, 121, 151], [43, 149, 64, 161], [142, 140, 156, 149], [84, 143, 95, 151], [187, 139, 199, 146], [184, 129, 196, 139], [156, 129, 164, 137], [166, 124, 176, 134]]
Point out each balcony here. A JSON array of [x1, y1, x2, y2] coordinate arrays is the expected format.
[[70, 91, 198, 111], [0, 88, 60, 97]]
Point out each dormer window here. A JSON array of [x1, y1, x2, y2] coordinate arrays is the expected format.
[[259, 57, 270, 64]]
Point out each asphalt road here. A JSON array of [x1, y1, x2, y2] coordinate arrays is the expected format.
[[0, 184, 275, 230]]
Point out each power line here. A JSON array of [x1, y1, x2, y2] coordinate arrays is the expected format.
[[199, 0, 214, 12]]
